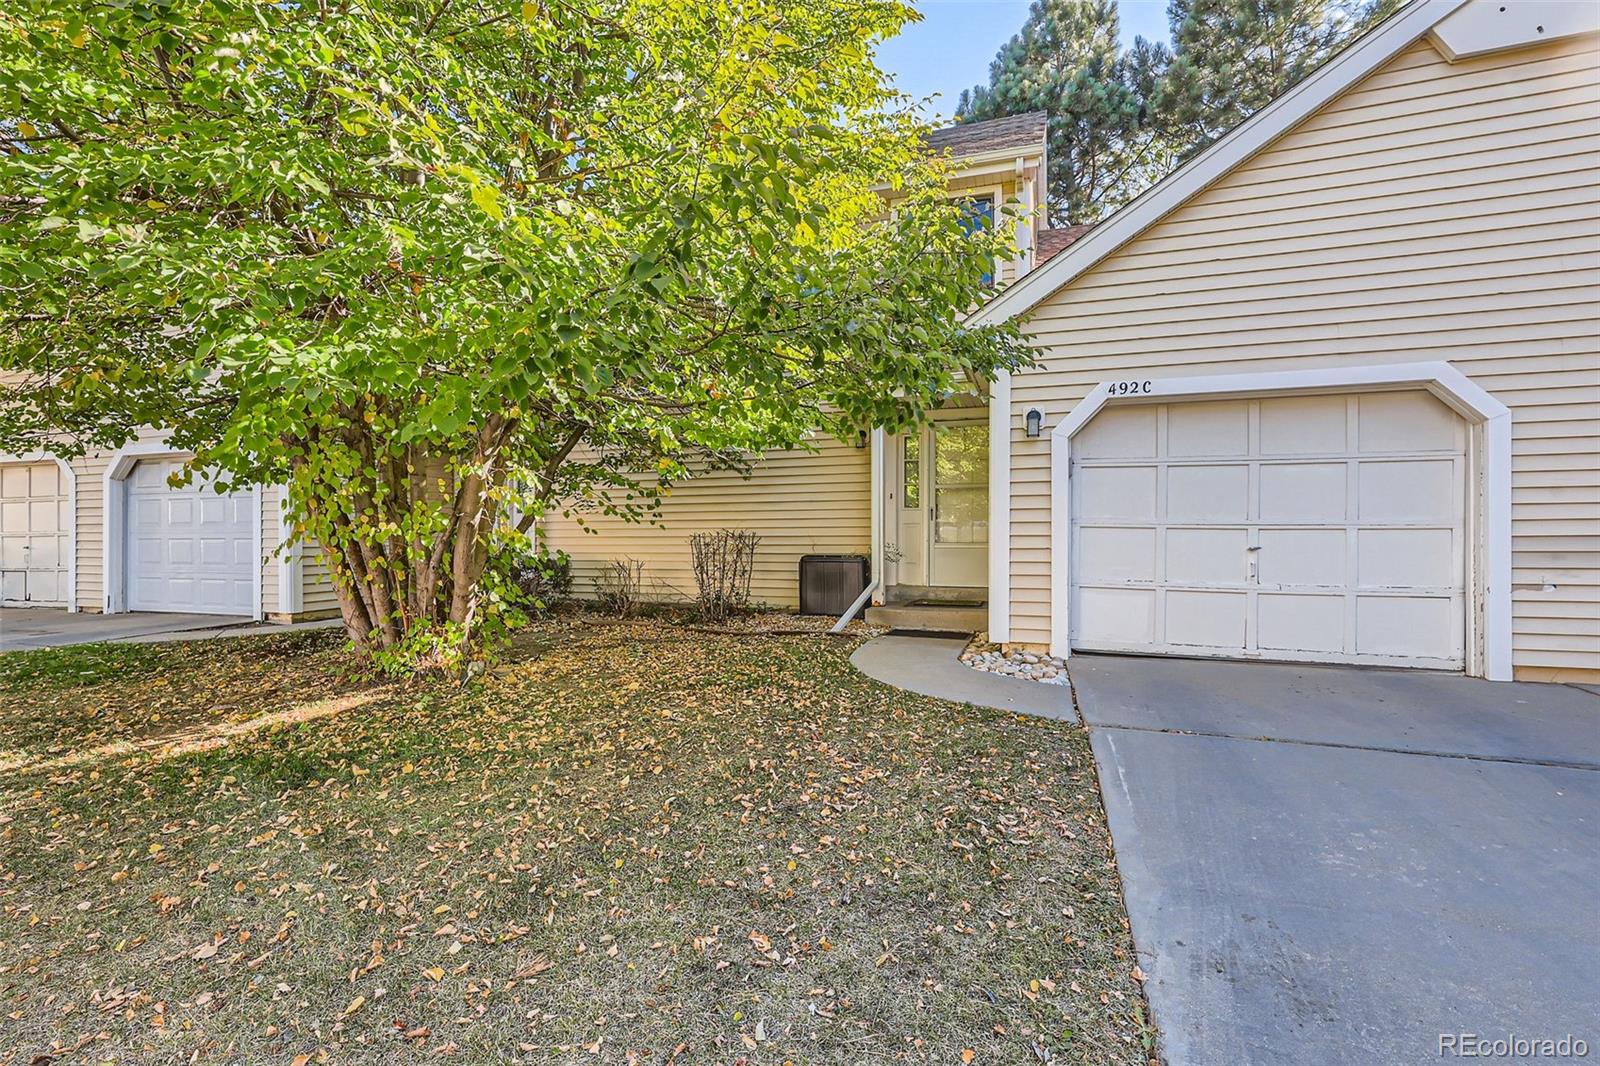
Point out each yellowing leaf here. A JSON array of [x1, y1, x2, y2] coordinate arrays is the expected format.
[[343, 994, 365, 1016]]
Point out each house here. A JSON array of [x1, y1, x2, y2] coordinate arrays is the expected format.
[[4, 0, 1595, 683], [543, 0, 1600, 684]]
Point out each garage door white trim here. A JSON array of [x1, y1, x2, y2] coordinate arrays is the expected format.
[[1047, 362, 1512, 680], [0, 452, 77, 612], [102, 439, 263, 620]]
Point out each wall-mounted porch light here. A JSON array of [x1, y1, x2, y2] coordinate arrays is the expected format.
[[1025, 408, 1044, 438], [855, 429, 869, 449]]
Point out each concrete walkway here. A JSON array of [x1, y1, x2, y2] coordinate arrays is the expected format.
[[0, 607, 339, 652], [1076, 653, 1600, 1066], [849, 633, 1076, 721]]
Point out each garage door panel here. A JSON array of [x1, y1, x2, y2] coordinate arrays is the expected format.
[[1358, 392, 1461, 453], [0, 536, 25, 568], [1166, 527, 1249, 584], [1079, 466, 1157, 521], [1078, 587, 1157, 644], [1358, 460, 1457, 523], [1167, 401, 1250, 457], [1357, 528, 1455, 588], [28, 537, 60, 568], [1258, 463, 1345, 522], [1259, 395, 1347, 455], [1, 501, 25, 529], [2, 466, 34, 496], [1168, 465, 1248, 522], [1071, 392, 1466, 670], [1075, 406, 1157, 459], [1356, 596, 1458, 660], [26, 571, 61, 603], [1166, 590, 1246, 648], [1257, 594, 1345, 654], [1079, 526, 1157, 582], [1257, 528, 1345, 586]]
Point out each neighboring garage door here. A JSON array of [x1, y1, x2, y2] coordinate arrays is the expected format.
[[1070, 390, 1467, 670], [0, 462, 70, 607], [126, 458, 255, 614]]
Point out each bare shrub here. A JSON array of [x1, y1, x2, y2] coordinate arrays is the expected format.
[[594, 558, 646, 617], [689, 529, 761, 622]]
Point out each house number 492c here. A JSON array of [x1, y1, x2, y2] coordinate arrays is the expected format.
[[1108, 380, 1153, 395]]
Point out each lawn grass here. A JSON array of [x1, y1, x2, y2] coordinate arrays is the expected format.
[[0, 618, 1152, 1064]]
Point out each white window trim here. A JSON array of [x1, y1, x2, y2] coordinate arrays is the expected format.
[[102, 439, 264, 621], [0, 451, 78, 612], [1044, 361, 1512, 680]]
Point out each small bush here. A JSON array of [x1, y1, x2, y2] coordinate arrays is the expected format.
[[509, 547, 574, 615], [689, 529, 760, 622], [594, 558, 646, 617]]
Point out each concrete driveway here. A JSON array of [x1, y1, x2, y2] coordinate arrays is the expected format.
[[1073, 654, 1600, 1065], [0, 608, 254, 651]]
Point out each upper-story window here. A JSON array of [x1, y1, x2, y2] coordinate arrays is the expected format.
[[960, 194, 996, 285]]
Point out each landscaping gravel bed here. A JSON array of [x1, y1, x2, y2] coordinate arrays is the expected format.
[[961, 633, 1070, 684]]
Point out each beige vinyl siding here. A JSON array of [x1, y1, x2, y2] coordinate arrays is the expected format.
[[70, 451, 108, 611], [300, 539, 340, 617], [261, 484, 281, 617], [542, 438, 871, 609], [1007, 34, 1600, 681]]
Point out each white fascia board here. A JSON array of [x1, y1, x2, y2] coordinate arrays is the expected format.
[[1429, 0, 1599, 61], [969, 0, 1473, 328]]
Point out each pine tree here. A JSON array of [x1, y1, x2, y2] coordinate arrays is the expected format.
[[1158, 0, 1400, 153], [957, 0, 1167, 224]]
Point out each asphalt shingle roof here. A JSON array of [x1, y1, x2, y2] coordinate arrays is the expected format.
[[926, 111, 1048, 157], [1035, 224, 1093, 264]]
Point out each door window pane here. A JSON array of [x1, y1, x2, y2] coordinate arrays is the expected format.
[[902, 436, 920, 509], [933, 423, 988, 544]]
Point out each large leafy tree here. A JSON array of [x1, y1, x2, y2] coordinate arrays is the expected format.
[[0, 0, 1028, 662], [957, 0, 1170, 224]]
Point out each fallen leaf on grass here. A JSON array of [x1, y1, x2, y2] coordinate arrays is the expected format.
[[512, 957, 552, 979]]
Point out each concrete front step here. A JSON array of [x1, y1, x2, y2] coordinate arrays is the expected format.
[[865, 603, 987, 634]]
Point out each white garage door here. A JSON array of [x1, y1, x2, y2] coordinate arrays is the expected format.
[[1071, 391, 1467, 669], [126, 458, 255, 615], [0, 462, 70, 607]]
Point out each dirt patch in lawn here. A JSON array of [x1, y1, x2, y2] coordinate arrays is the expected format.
[[0, 618, 1153, 1064]]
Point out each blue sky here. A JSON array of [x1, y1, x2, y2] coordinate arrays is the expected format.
[[877, 0, 1172, 122]]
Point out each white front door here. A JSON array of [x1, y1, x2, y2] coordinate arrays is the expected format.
[[928, 421, 989, 588], [0, 462, 70, 607], [1070, 391, 1467, 669], [126, 459, 255, 615]]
